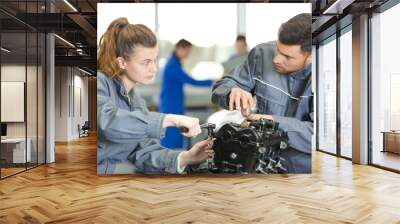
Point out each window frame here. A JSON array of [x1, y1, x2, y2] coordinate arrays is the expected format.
[[367, 0, 400, 173], [315, 23, 353, 161]]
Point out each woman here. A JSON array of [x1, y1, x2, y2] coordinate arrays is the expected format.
[[97, 17, 212, 174]]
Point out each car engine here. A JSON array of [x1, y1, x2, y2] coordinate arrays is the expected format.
[[191, 119, 289, 174]]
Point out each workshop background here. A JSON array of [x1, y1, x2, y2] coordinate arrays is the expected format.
[[97, 3, 312, 148]]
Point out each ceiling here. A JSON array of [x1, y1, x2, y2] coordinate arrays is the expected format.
[[0, 0, 394, 74]]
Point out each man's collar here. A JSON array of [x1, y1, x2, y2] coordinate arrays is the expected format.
[[172, 52, 181, 64], [290, 63, 311, 80]]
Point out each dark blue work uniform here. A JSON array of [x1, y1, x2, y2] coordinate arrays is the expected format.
[[159, 53, 213, 149]]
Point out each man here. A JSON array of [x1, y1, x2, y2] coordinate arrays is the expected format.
[[160, 39, 213, 149], [223, 35, 248, 75], [211, 13, 313, 173]]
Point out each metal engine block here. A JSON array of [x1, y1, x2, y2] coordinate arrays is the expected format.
[[194, 119, 289, 174]]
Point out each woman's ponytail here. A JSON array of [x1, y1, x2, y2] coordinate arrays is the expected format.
[[97, 17, 157, 78]]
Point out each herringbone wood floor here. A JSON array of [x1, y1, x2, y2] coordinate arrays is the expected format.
[[1, 135, 400, 224]]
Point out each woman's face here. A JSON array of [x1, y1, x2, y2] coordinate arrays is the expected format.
[[118, 45, 158, 85]]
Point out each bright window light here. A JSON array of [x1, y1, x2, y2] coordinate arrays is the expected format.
[[191, 61, 224, 80], [97, 3, 156, 46], [158, 3, 237, 47], [246, 3, 311, 48]]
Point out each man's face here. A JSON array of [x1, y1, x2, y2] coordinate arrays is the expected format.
[[235, 40, 247, 56], [273, 40, 311, 74], [176, 47, 192, 60]]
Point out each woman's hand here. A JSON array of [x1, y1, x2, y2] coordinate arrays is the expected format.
[[163, 114, 201, 137], [179, 140, 214, 168]]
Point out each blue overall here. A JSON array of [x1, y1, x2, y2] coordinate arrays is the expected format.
[[159, 53, 213, 149]]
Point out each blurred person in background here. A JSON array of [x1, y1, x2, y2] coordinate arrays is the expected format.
[[159, 39, 213, 149], [222, 34, 248, 75]]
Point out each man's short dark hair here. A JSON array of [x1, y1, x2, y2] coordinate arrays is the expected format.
[[175, 39, 192, 49], [278, 13, 311, 53], [236, 34, 246, 43]]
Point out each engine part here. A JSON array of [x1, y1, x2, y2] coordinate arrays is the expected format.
[[192, 119, 288, 174]]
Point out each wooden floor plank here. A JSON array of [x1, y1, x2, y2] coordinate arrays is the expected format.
[[0, 135, 399, 223]]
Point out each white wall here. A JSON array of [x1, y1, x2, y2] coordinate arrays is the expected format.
[[54, 67, 89, 141], [71, 73, 89, 138], [55, 66, 68, 141], [1, 65, 29, 138], [1, 64, 46, 164]]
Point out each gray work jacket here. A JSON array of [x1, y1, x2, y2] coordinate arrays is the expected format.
[[212, 41, 313, 154], [97, 72, 181, 174]]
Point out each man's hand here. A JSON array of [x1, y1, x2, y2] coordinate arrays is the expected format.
[[242, 114, 274, 127], [247, 114, 274, 121], [229, 87, 255, 116], [179, 140, 214, 168]]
